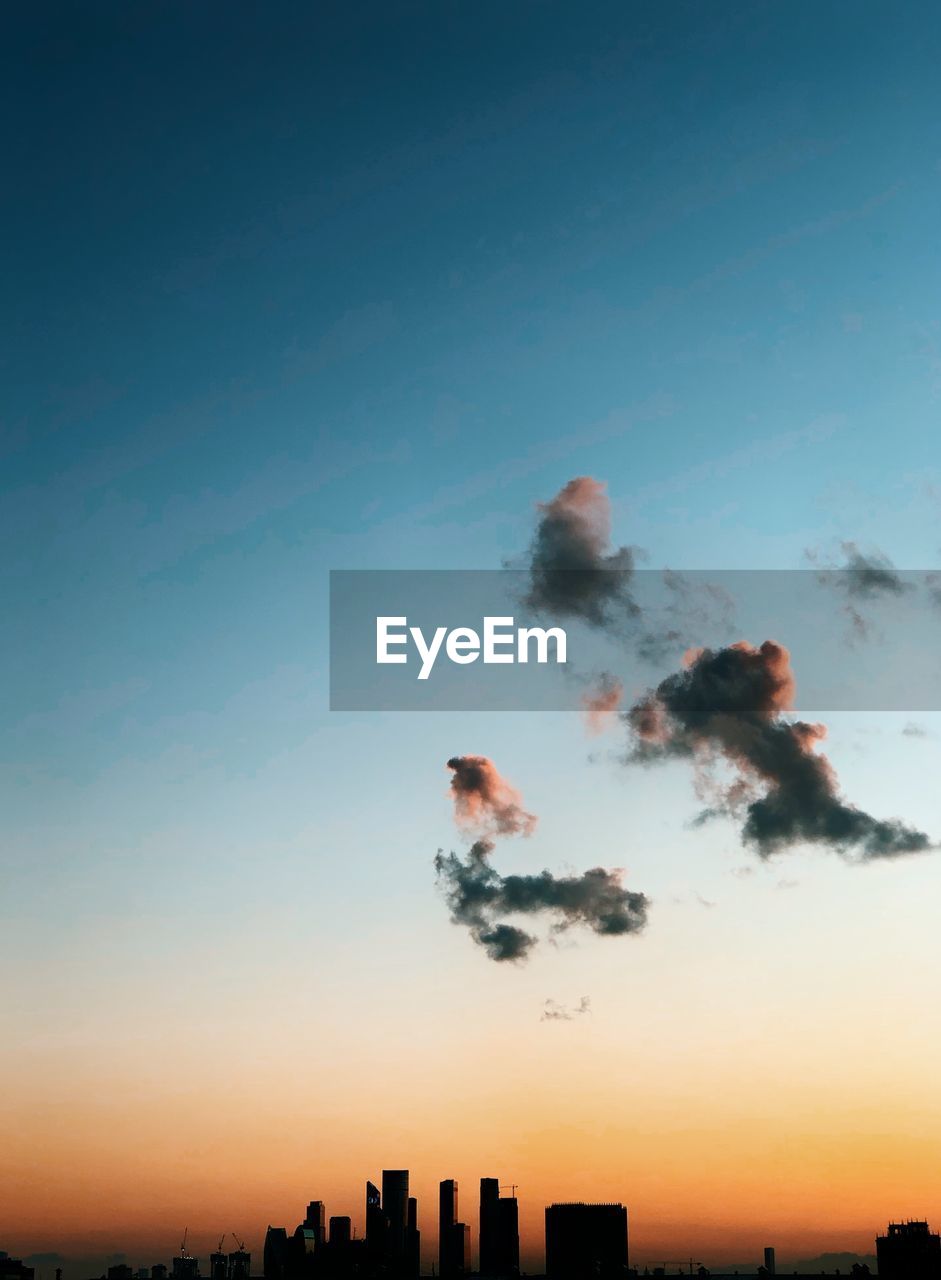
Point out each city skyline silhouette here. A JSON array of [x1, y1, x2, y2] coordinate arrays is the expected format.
[[6, 1165, 937, 1280]]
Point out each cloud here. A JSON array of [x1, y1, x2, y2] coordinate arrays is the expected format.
[[635, 569, 736, 663], [582, 674, 624, 734], [519, 477, 734, 663], [625, 639, 932, 860], [523, 476, 639, 627], [812, 541, 910, 639], [446, 756, 537, 837], [541, 996, 592, 1021], [836, 543, 908, 597], [434, 840, 649, 963]]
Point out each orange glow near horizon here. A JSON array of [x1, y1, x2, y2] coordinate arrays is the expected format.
[[7, 1031, 941, 1274]]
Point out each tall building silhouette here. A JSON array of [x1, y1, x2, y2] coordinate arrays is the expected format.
[[439, 1180, 459, 1279], [496, 1196, 519, 1278], [407, 1196, 420, 1279], [479, 1179, 500, 1275], [264, 1228, 290, 1280], [382, 1170, 410, 1267], [227, 1249, 250, 1280], [290, 1226, 318, 1280], [305, 1203, 327, 1248], [440, 1179, 458, 1277], [440, 1179, 470, 1279], [453, 1225, 470, 1276], [366, 1181, 387, 1267], [876, 1221, 941, 1279], [479, 1179, 518, 1277], [545, 1203, 629, 1280]]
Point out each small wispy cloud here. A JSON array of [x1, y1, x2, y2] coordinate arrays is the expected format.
[[541, 996, 592, 1022], [903, 721, 928, 738]]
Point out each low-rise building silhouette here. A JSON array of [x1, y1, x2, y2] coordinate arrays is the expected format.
[[0, 1255, 35, 1280], [876, 1219, 941, 1279], [545, 1202, 629, 1280]]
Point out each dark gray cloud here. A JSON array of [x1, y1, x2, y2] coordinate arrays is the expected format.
[[523, 476, 639, 627], [837, 542, 908, 597], [521, 477, 734, 664], [434, 838, 649, 963], [626, 639, 932, 860]]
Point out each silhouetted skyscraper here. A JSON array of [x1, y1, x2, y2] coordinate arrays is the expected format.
[[305, 1203, 327, 1248], [453, 1225, 470, 1277], [383, 1169, 410, 1266], [290, 1226, 318, 1280], [439, 1180, 471, 1280], [479, 1179, 518, 1277], [407, 1196, 420, 1279], [877, 1221, 941, 1280], [228, 1250, 250, 1280], [479, 1179, 500, 1276], [545, 1203, 629, 1280], [366, 1181, 388, 1266], [264, 1228, 290, 1280], [440, 1180, 458, 1279], [497, 1198, 519, 1278]]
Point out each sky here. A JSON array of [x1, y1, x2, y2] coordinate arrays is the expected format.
[[3, 2, 941, 1276]]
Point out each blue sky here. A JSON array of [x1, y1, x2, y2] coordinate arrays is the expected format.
[[4, 3, 941, 1269]]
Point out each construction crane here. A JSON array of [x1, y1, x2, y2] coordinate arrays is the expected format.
[[180, 1230, 189, 1260], [216, 1237, 226, 1255], [231, 1235, 247, 1253], [499, 1185, 518, 1197]]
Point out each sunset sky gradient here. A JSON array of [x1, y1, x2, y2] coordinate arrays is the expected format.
[[4, 2, 941, 1276]]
